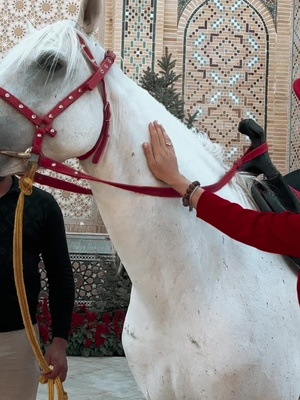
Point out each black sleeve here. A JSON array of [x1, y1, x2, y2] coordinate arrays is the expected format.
[[41, 196, 75, 340]]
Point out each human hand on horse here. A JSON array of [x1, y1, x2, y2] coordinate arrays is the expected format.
[[143, 121, 205, 209]]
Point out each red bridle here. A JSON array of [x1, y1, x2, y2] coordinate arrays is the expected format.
[[0, 35, 115, 165], [0, 33, 268, 197]]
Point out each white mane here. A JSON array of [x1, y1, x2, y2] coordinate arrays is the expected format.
[[0, 20, 83, 81], [193, 129, 255, 197], [195, 131, 225, 164]]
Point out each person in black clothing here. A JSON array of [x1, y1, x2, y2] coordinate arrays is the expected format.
[[0, 175, 75, 400]]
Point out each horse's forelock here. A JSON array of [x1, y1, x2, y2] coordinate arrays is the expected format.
[[1, 20, 83, 81]]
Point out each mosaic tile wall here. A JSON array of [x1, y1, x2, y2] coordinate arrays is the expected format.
[[290, 0, 300, 170], [0, 0, 80, 53], [178, 0, 272, 159], [121, 0, 157, 80], [39, 253, 131, 309], [120, 0, 297, 172], [178, 0, 277, 26]]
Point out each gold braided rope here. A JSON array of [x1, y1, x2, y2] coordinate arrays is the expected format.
[[13, 164, 68, 400]]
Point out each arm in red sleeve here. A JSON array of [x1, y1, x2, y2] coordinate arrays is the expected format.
[[196, 190, 300, 259]]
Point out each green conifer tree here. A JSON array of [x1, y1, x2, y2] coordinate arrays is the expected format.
[[140, 47, 198, 127]]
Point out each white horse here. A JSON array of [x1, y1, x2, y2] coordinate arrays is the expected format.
[[0, 1, 299, 399]]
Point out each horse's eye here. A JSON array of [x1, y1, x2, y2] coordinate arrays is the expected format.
[[37, 53, 63, 73]]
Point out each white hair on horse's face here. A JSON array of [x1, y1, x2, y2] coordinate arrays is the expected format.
[[0, 20, 90, 82]]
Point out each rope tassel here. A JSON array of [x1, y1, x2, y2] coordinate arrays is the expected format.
[[13, 164, 68, 400]]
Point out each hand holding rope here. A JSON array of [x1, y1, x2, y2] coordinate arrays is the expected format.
[[13, 163, 68, 400]]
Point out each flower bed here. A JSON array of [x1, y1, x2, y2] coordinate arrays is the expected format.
[[37, 299, 126, 357]]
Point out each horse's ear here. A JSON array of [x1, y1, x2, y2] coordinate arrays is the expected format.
[[26, 19, 37, 34], [77, 0, 103, 35]]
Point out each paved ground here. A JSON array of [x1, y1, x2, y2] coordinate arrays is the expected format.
[[37, 357, 144, 400]]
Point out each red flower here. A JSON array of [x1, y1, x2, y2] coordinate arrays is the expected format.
[[113, 310, 125, 339], [95, 323, 106, 347], [86, 311, 97, 323], [42, 298, 49, 315], [72, 312, 85, 329], [39, 325, 49, 343], [37, 314, 43, 324], [79, 304, 87, 313], [102, 312, 110, 334], [45, 314, 52, 326], [87, 322, 94, 330], [37, 300, 126, 356]]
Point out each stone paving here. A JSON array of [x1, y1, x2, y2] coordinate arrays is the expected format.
[[37, 357, 144, 400]]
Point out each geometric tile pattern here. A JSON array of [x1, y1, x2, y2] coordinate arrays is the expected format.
[[121, 0, 157, 81], [178, 0, 277, 25], [180, 0, 269, 161], [39, 253, 131, 309], [0, 0, 80, 55], [263, 0, 277, 24], [71, 254, 116, 304], [290, 0, 300, 171]]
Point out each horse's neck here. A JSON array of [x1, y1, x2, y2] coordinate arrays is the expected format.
[[82, 70, 255, 299], [87, 68, 229, 187], [87, 168, 253, 304]]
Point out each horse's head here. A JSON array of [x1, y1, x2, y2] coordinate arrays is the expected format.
[[0, 0, 108, 176]]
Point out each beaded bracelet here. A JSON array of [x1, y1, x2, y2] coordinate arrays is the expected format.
[[182, 180, 201, 212]]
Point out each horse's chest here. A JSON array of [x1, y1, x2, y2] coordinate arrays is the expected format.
[[122, 297, 300, 400]]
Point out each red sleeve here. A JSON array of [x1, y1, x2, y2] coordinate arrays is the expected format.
[[197, 190, 300, 258], [196, 190, 300, 305]]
